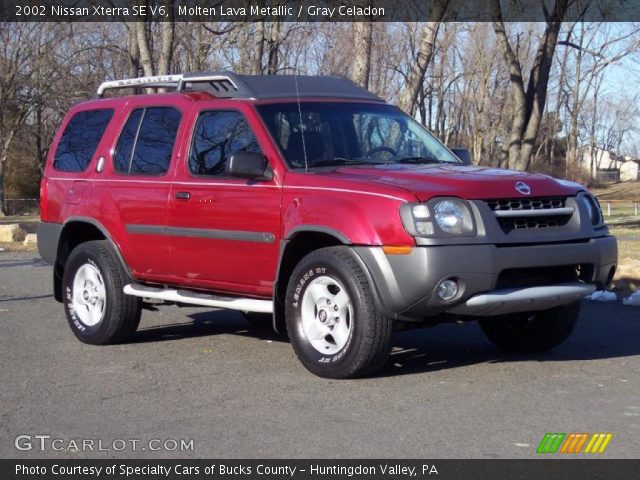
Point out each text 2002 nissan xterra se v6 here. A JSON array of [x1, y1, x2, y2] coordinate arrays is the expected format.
[[38, 72, 617, 378]]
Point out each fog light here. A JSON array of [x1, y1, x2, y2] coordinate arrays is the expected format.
[[437, 279, 458, 301]]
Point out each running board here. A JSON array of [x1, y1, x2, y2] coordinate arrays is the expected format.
[[123, 284, 273, 313], [446, 282, 596, 317]]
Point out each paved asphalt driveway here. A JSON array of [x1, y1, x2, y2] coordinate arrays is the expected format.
[[0, 251, 638, 459]]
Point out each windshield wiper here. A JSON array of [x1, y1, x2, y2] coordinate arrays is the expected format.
[[395, 156, 446, 165]]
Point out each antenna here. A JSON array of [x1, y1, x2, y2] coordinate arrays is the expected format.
[[293, 69, 309, 172]]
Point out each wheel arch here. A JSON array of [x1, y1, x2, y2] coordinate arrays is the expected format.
[[272, 228, 350, 332], [53, 217, 130, 302]]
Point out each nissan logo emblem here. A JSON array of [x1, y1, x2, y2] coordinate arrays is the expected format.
[[515, 182, 531, 195]]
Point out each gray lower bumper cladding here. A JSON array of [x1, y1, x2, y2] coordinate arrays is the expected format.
[[354, 235, 616, 321]]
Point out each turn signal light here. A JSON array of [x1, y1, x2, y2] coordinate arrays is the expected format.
[[382, 245, 413, 255]]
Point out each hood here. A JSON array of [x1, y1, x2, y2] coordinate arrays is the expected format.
[[315, 164, 583, 200]]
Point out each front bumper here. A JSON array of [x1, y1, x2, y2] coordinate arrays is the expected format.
[[354, 235, 617, 321]]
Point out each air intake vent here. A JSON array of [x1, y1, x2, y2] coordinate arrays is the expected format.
[[486, 196, 566, 211], [485, 196, 573, 233]]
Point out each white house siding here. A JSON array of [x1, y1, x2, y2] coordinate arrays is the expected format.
[[620, 160, 640, 182]]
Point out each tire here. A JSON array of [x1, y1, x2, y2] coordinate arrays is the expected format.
[[479, 302, 580, 354], [241, 312, 272, 329], [62, 240, 142, 345], [285, 246, 393, 379]]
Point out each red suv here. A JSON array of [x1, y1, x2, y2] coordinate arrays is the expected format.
[[38, 72, 617, 378]]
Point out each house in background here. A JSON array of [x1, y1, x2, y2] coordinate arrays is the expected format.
[[620, 159, 640, 182], [578, 146, 636, 183]]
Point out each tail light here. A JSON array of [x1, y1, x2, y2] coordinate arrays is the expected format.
[[39, 177, 48, 222]]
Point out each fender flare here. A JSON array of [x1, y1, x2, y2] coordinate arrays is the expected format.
[[284, 225, 351, 244], [271, 226, 350, 333], [61, 216, 132, 276], [51, 217, 133, 302]]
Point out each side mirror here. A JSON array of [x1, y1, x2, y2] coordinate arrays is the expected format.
[[451, 148, 472, 166], [227, 152, 272, 180]]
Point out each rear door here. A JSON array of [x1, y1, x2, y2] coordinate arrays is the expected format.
[[94, 103, 184, 280], [167, 103, 282, 297]]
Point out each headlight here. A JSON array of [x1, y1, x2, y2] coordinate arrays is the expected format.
[[401, 198, 475, 237], [434, 200, 467, 234]]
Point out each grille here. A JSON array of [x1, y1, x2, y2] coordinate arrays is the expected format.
[[485, 196, 572, 233], [486, 196, 566, 211]]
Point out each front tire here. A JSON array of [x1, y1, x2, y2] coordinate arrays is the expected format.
[[285, 247, 393, 379], [479, 302, 580, 353], [62, 240, 141, 345]]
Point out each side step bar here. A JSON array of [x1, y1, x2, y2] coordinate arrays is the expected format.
[[447, 282, 596, 317], [123, 284, 273, 313]]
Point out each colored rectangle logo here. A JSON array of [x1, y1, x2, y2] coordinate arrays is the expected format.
[[537, 433, 612, 454], [537, 433, 566, 453]]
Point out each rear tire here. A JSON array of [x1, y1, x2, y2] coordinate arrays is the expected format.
[[479, 302, 580, 353], [285, 247, 393, 379], [62, 240, 141, 345]]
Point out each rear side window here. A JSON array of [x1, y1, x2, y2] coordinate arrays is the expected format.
[[53, 109, 113, 172], [114, 107, 181, 175], [189, 111, 260, 176]]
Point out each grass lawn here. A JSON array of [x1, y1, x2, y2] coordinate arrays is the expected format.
[[610, 228, 640, 259], [595, 186, 640, 269]]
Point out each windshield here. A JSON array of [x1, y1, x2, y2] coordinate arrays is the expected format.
[[256, 102, 460, 169]]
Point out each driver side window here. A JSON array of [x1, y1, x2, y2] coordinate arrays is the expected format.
[[189, 110, 260, 177]]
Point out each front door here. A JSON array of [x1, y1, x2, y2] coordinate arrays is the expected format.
[[167, 106, 281, 297]]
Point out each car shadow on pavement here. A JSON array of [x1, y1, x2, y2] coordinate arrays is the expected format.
[[0, 294, 53, 302], [379, 301, 640, 378], [0, 258, 48, 269], [131, 301, 639, 378], [133, 310, 288, 344]]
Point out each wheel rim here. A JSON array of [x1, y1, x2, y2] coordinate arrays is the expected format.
[[300, 275, 353, 355], [71, 263, 107, 327]]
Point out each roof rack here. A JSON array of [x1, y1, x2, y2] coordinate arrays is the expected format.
[[96, 73, 241, 98], [96, 71, 385, 102]]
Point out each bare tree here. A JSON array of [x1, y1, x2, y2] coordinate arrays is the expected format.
[[397, 0, 449, 115], [0, 25, 42, 215], [266, 21, 281, 74], [158, 0, 175, 76], [558, 22, 640, 177], [129, 1, 176, 78], [3, 17, 640, 215], [351, 22, 372, 88], [251, 21, 266, 74], [132, 21, 154, 76], [492, 0, 569, 170]]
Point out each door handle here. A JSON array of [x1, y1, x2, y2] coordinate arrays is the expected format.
[[175, 191, 191, 200]]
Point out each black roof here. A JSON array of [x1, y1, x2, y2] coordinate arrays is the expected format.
[[181, 71, 385, 102]]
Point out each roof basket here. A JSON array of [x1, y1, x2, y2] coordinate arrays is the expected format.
[[96, 71, 385, 102], [96, 72, 244, 98]]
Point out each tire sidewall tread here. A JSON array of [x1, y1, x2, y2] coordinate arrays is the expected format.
[[62, 240, 141, 345], [285, 246, 392, 379]]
